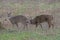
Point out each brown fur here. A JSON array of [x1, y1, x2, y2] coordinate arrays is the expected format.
[[30, 15, 54, 29], [8, 15, 29, 28]]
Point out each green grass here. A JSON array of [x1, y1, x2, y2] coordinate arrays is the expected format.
[[39, 3, 60, 10], [0, 31, 60, 40]]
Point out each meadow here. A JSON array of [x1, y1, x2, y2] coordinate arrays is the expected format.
[[0, 2, 60, 40]]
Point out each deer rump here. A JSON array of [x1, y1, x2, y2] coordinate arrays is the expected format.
[[30, 15, 54, 29]]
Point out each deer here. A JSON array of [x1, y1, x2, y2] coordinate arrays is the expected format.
[[9, 15, 29, 28], [30, 15, 54, 29], [3, 13, 29, 30]]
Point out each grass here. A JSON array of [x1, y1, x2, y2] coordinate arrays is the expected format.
[[39, 2, 60, 10], [0, 31, 60, 40], [0, 2, 60, 15], [0, 27, 60, 40]]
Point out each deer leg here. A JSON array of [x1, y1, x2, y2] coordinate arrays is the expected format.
[[48, 21, 51, 29], [23, 23, 28, 31], [15, 23, 18, 27], [25, 23, 28, 30], [51, 22, 54, 29], [36, 23, 38, 28], [48, 21, 54, 29], [40, 23, 42, 28], [52, 24, 54, 29]]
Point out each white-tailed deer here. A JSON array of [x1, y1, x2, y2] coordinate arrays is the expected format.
[[30, 15, 54, 29]]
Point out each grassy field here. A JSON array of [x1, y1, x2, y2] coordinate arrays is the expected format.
[[0, 30, 60, 40], [0, 26, 60, 40], [0, 2, 60, 40]]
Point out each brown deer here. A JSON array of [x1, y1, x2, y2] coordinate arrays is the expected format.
[[8, 15, 29, 28], [30, 15, 54, 29], [3, 13, 29, 29]]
